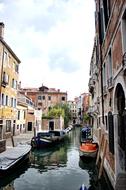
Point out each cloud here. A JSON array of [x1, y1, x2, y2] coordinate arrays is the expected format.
[[0, 0, 95, 100], [48, 49, 80, 73]]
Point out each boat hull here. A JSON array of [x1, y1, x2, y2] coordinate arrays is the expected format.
[[79, 143, 98, 159], [79, 149, 97, 158], [31, 130, 66, 149]]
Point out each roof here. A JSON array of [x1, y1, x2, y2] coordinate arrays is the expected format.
[[0, 37, 21, 63]]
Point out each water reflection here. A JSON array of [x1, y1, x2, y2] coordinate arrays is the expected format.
[[0, 128, 113, 190], [0, 162, 30, 190], [30, 144, 68, 173]]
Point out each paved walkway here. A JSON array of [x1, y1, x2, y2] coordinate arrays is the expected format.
[[6, 132, 34, 147]]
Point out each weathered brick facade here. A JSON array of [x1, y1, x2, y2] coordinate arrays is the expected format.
[[89, 0, 126, 188]]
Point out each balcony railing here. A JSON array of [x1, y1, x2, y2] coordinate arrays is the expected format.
[[89, 78, 95, 93], [1, 74, 9, 87]]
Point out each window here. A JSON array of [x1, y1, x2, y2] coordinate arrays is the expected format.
[[5, 95, 8, 106], [12, 79, 17, 89], [103, 0, 110, 29], [17, 125, 19, 129], [14, 99, 16, 108], [18, 111, 20, 120], [12, 79, 14, 88], [11, 97, 13, 107], [2, 72, 9, 84], [2, 94, 5, 105], [38, 96, 42, 100], [15, 64, 19, 73], [6, 120, 11, 132], [108, 112, 114, 154], [42, 96, 45, 100], [48, 96, 51, 101], [62, 96, 65, 101], [16, 81, 17, 89], [105, 115, 108, 131], [24, 111, 26, 119], [0, 120, 3, 139], [3, 51, 8, 66], [122, 10, 126, 52], [108, 49, 112, 77]]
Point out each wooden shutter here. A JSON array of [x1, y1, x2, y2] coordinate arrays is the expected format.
[[108, 111, 114, 154]]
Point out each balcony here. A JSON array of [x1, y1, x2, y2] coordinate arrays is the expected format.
[[89, 78, 95, 93], [107, 77, 113, 89], [1, 73, 9, 87]]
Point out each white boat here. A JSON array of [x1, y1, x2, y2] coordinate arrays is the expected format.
[[0, 144, 31, 177]]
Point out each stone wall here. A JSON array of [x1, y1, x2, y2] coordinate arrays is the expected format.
[[0, 139, 6, 153]]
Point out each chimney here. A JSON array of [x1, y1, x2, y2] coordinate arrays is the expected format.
[[0, 22, 4, 39]]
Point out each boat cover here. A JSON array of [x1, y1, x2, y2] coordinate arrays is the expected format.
[[0, 144, 31, 170]]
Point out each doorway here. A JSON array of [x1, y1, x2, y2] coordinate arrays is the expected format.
[[116, 83, 126, 171], [28, 122, 32, 131], [49, 121, 54, 131]]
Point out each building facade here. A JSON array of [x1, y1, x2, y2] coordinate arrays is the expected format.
[[17, 92, 36, 134], [68, 100, 77, 124], [89, 0, 126, 188], [0, 22, 20, 139], [20, 85, 67, 115]]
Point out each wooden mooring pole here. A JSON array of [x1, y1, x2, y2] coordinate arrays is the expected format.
[[11, 135, 15, 147], [96, 133, 107, 179]]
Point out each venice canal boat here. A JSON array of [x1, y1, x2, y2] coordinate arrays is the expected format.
[[79, 126, 98, 159], [0, 144, 31, 177], [79, 142, 98, 158], [31, 130, 66, 148]]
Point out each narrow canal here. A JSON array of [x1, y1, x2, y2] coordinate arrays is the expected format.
[[0, 127, 113, 190]]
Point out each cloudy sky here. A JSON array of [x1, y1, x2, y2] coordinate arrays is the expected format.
[[0, 0, 95, 100]]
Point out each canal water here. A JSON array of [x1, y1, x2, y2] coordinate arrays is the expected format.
[[0, 127, 113, 190]]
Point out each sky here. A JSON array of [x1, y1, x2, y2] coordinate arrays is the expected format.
[[0, 0, 95, 100]]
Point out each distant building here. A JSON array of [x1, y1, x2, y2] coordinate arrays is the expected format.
[[42, 116, 64, 131], [0, 22, 21, 139], [20, 84, 67, 115], [17, 92, 36, 134], [75, 93, 89, 125], [67, 100, 77, 124]]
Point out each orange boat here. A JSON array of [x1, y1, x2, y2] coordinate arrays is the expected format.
[[79, 142, 98, 158]]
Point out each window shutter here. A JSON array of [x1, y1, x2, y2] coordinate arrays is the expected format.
[[108, 111, 114, 154]]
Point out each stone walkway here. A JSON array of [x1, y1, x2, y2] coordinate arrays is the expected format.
[[6, 132, 34, 148]]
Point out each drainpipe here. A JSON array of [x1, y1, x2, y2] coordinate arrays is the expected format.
[[100, 45, 104, 124]]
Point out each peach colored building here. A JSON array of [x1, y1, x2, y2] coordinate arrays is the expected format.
[[20, 84, 67, 115], [0, 22, 20, 139]]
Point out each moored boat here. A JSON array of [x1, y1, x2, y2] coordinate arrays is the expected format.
[[31, 130, 66, 148], [0, 144, 31, 177], [79, 142, 98, 158], [79, 126, 98, 159]]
